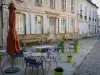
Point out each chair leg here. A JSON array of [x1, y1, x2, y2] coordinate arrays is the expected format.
[[37, 68, 38, 75], [47, 58, 51, 73], [0, 67, 4, 75], [24, 65, 27, 75]]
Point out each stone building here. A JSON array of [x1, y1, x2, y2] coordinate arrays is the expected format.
[[77, 0, 98, 37], [0, 0, 79, 47]]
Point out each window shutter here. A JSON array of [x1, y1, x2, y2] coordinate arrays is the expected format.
[[30, 14, 35, 34], [43, 16, 47, 33], [25, 13, 30, 34], [59, 18, 62, 33]]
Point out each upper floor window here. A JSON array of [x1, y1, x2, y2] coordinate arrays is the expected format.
[[50, 0, 55, 8], [61, 0, 66, 10], [85, 6, 87, 16], [35, 0, 42, 6], [71, 0, 75, 13]]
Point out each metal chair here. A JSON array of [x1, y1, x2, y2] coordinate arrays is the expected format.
[[24, 57, 44, 75], [0, 53, 7, 75]]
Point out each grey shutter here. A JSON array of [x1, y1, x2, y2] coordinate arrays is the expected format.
[[43, 16, 47, 33], [30, 14, 35, 34], [59, 18, 61, 33], [25, 13, 30, 34]]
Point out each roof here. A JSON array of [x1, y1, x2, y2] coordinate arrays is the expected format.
[[87, 0, 98, 8]]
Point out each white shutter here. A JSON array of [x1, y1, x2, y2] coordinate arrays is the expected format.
[[30, 14, 35, 34], [43, 16, 47, 33], [25, 13, 30, 34], [59, 18, 61, 33]]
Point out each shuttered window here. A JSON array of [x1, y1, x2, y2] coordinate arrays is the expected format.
[[35, 16, 43, 34], [35, 0, 42, 5], [16, 13, 25, 34], [61, 18, 66, 33], [61, 0, 66, 10], [50, 0, 55, 8], [71, 0, 75, 13]]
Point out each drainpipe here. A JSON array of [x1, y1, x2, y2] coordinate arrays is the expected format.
[[1, 0, 4, 49]]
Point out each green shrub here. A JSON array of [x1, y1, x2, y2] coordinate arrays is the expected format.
[[60, 40, 65, 44], [55, 67, 64, 72]]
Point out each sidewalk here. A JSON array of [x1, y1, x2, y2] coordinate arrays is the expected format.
[[74, 36, 100, 75], [0, 37, 97, 75]]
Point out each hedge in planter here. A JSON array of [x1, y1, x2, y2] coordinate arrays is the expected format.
[[54, 67, 64, 75]]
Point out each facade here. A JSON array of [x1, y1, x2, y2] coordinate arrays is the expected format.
[[0, 0, 99, 47], [0, 0, 78, 47], [77, 0, 98, 37]]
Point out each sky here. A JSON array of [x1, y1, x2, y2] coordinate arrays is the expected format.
[[92, 0, 100, 15]]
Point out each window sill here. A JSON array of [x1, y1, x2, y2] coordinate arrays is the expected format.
[[35, 3, 42, 6], [62, 9, 66, 11]]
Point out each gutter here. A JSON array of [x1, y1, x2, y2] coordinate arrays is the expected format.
[[1, 0, 4, 48]]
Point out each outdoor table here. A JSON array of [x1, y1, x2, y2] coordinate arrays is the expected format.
[[34, 45, 55, 52]]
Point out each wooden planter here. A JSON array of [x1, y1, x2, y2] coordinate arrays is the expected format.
[[54, 71, 63, 75], [66, 56, 72, 63]]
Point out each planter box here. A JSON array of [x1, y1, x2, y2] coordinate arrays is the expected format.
[[66, 56, 72, 63], [54, 71, 63, 75]]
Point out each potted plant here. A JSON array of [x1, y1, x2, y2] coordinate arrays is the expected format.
[[66, 44, 74, 63], [74, 39, 79, 54], [54, 67, 64, 75], [58, 40, 65, 53]]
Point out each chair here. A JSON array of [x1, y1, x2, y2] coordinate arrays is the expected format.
[[0, 53, 7, 75], [24, 57, 44, 75], [46, 47, 60, 73]]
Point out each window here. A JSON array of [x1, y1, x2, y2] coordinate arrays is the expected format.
[[61, 18, 66, 33], [50, 0, 55, 8], [16, 13, 25, 34], [35, 0, 42, 5], [61, 0, 66, 10], [35, 16, 43, 34], [71, 0, 75, 13]]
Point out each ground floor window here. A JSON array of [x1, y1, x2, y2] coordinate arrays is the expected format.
[[61, 18, 66, 33], [35, 16, 43, 34], [16, 13, 25, 34], [49, 17, 56, 34]]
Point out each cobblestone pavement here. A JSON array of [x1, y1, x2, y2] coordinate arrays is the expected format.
[[75, 36, 100, 75]]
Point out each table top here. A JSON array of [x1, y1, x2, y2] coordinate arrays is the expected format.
[[24, 51, 47, 57], [34, 45, 54, 49], [0, 50, 6, 53]]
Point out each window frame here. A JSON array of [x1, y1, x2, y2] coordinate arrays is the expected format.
[[71, 0, 75, 13], [35, 0, 42, 6], [50, 0, 56, 9], [61, 0, 66, 10], [16, 13, 25, 35], [61, 18, 66, 33]]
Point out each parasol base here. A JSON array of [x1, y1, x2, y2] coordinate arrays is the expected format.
[[4, 67, 20, 74]]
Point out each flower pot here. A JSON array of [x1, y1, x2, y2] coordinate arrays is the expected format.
[[59, 49, 64, 53], [74, 44, 79, 54], [54, 71, 63, 75], [0, 52, 2, 60], [37, 48, 42, 52], [66, 56, 72, 63]]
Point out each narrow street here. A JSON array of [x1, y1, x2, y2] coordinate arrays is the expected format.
[[75, 35, 100, 75]]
